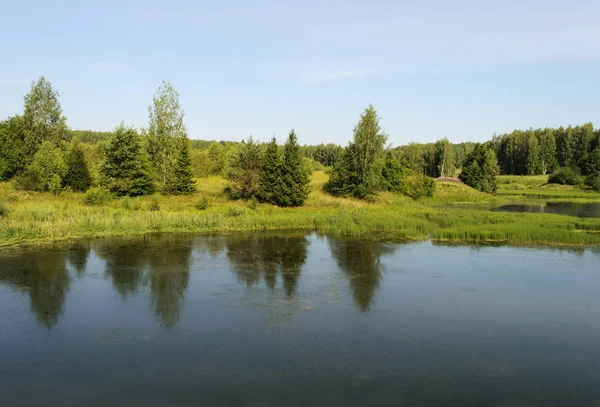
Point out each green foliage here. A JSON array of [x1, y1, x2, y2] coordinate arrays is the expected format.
[[83, 187, 113, 206], [194, 196, 209, 211], [327, 105, 387, 199], [226, 206, 247, 217], [121, 196, 131, 209], [16, 141, 67, 192], [22, 77, 67, 159], [459, 144, 499, 193], [248, 196, 259, 210], [100, 123, 154, 197], [435, 138, 455, 177], [63, 139, 92, 192], [165, 138, 195, 194], [380, 155, 405, 192], [0, 115, 28, 180], [0, 202, 7, 218], [257, 137, 282, 204], [148, 196, 160, 211], [145, 81, 188, 191], [548, 167, 583, 186], [585, 173, 600, 192], [226, 136, 262, 200], [49, 174, 62, 195], [278, 130, 311, 207], [404, 173, 436, 199]]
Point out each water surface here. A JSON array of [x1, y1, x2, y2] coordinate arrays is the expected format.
[[1, 234, 600, 406], [493, 201, 600, 218]]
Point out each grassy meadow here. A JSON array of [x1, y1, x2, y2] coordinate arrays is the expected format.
[[1, 172, 600, 248]]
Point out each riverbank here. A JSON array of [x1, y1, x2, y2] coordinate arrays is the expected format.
[[1, 172, 600, 248]]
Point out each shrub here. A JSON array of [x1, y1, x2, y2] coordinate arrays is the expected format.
[[148, 196, 160, 211], [226, 206, 246, 217], [130, 198, 142, 210], [404, 174, 436, 200], [248, 196, 259, 210], [0, 202, 7, 218], [49, 174, 62, 196], [195, 196, 209, 211], [585, 172, 600, 192], [121, 196, 131, 209], [83, 187, 113, 206], [548, 167, 582, 186]]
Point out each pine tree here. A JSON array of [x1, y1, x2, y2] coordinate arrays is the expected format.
[[257, 137, 282, 204], [63, 138, 92, 192], [100, 123, 154, 196], [278, 130, 310, 207], [165, 138, 195, 194]]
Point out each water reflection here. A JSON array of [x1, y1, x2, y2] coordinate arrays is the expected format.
[[147, 237, 191, 329], [97, 241, 147, 298], [327, 238, 396, 312], [493, 202, 600, 218], [0, 250, 70, 329], [225, 234, 309, 297]]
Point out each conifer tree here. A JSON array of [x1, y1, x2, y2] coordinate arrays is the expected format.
[[100, 123, 154, 196], [257, 137, 282, 204], [165, 138, 195, 194], [63, 138, 92, 192], [278, 130, 310, 207]]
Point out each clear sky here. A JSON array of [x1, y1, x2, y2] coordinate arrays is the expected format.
[[1, 0, 600, 146]]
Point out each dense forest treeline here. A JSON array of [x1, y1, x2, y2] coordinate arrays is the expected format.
[[1, 76, 600, 202]]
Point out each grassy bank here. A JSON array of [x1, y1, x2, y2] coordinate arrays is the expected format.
[[1, 172, 600, 248]]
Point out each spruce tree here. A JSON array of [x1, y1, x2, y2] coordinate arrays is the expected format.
[[257, 137, 282, 204], [63, 138, 92, 192], [278, 130, 310, 207], [100, 123, 154, 196], [165, 138, 195, 194]]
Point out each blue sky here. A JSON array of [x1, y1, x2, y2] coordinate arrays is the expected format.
[[1, 0, 600, 146]]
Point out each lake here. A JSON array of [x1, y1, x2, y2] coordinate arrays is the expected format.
[[493, 201, 600, 218], [1, 233, 600, 406]]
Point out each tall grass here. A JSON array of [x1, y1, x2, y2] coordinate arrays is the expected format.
[[1, 173, 600, 247]]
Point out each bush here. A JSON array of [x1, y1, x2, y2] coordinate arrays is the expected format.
[[404, 174, 436, 200], [248, 196, 259, 210], [49, 174, 62, 196], [548, 167, 582, 186], [83, 187, 113, 206], [195, 196, 209, 211], [130, 198, 142, 211], [121, 196, 131, 209], [148, 196, 160, 211], [585, 172, 600, 192], [0, 202, 7, 218], [226, 206, 246, 217]]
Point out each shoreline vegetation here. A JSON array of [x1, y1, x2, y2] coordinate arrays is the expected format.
[[2, 77, 600, 249], [2, 173, 600, 249]]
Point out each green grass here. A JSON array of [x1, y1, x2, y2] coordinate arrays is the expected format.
[[1, 172, 600, 248]]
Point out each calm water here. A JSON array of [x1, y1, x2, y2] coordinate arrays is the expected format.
[[493, 202, 600, 218], [1, 234, 600, 406]]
